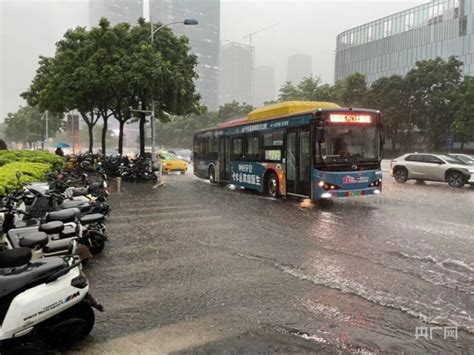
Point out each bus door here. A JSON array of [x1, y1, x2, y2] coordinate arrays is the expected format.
[[219, 136, 231, 181], [286, 128, 311, 196]]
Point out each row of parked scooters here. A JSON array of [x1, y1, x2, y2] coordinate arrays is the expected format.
[[0, 171, 110, 347]]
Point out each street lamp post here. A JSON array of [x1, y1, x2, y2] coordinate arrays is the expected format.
[[148, 5, 198, 165]]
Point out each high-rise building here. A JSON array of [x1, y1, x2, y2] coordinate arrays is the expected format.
[[219, 42, 254, 105], [255, 66, 275, 106], [89, 0, 143, 27], [286, 54, 312, 84], [150, 0, 220, 111], [335, 0, 474, 84]]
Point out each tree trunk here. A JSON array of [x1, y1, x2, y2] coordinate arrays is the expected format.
[[87, 123, 94, 153], [139, 115, 146, 157], [101, 116, 108, 155], [118, 120, 125, 155]]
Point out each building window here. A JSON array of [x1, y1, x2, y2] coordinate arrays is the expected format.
[[383, 20, 392, 37], [405, 13, 414, 31], [459, 15, 467, 36], [368, 27, 373, 41], [350, 32, 354, 44]]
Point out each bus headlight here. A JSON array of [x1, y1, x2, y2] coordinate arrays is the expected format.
[[318, 181, 341, 190], [369, 179, 382, 187]]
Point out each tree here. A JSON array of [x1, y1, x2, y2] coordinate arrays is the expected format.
[[277, 81, 302, 101], [4, 106, 62, 148], [366, 75, 408, 150], [124, 18, 201, 156], [156, 111, 218, 149], [339, 72, 368, 107], [0, 139, 7, 150], [217, 101, 255, 122], [453, 76, 474, 150], [405, 56, 463, 149]]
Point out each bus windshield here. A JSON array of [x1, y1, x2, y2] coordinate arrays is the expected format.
[[318, 125, 380, 164]]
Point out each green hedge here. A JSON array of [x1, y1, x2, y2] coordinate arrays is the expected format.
[[0, 151, 63, 170], [0, 151, 63, 197]]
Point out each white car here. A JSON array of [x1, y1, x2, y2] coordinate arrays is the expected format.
[[390, 153, 474, 188]]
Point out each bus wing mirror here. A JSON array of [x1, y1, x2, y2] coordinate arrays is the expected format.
[[316, 127, 325, 143]]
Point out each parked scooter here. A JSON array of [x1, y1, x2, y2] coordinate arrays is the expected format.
[[119, 156, 158, 183], [1, 188, 106, 257], [0, 245, 103, 344]]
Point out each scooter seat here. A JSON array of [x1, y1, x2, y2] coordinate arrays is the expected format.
[[60, 224, 77, 238], [18, 232, 49, 249], [80, 213, 104, 225], [61, 200, 90, 212], [46, 208, 80, 223], [72, 187, 88, 196], [43, 237, 77, 255], [0, 248, 32, 268], [38, 221, 64, 235], [7, 227, 43, 249]]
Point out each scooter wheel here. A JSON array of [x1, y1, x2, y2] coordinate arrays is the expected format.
[[87, 231, 106, 255], [39, 301, 95, 343]]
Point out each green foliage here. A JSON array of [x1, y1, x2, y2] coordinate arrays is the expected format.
[[405, 56, 463, 148], [339, 73, 368, 107], [0, 150, 63, 170], [275, 74, 363, 105], [0, 162, 51, 197], [4, 106, 62, 146], [452, 76, 474, 146], [278, 81, 302, 101], [0, 151, 62, 196], [156, 112, 218, 149], [23, 17, 200, 155], [217, 101, 255, 122], [366, 75, 408, 150]]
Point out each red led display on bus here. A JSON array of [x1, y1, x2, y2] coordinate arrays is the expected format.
[[329, 114, 372, 124]]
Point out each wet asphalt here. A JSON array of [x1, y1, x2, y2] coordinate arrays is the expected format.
[[7, 166, 474, 354]]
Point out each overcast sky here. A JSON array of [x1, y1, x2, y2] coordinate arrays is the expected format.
[[0, 0, 426, 119]]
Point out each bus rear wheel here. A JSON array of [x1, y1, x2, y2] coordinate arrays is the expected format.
[[265, 172, 279, 198]]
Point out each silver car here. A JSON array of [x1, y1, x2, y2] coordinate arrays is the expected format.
[[390, 153, 474, 188], [450, 153, 474, 165]]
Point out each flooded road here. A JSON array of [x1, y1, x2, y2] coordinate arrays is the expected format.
[[10, 168, 474, 354]]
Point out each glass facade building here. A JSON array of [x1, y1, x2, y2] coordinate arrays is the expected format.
[[335, 0, 473, 83], [151, 0, 220, 111]]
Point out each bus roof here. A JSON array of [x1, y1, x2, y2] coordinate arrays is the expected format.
[[198, 101, 378, 133], [248, 101, 340, 122]]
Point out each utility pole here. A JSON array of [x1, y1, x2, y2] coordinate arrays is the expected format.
[[148, 0, 197, 165], [45, 110, 49, 150]]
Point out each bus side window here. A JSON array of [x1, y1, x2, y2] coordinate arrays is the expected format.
[[245, 135, 260, 160], [231, 136, 243, 160]]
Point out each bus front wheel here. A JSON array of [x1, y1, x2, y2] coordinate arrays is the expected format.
[[265, 172, 279, 198]]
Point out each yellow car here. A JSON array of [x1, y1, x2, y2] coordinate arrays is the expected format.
[[158, 151, 188, 174]]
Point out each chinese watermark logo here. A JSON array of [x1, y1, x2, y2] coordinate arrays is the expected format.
[[415, 326, 458, 340]]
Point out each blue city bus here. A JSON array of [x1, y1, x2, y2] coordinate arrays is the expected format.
[[193, 101, 384, 202]]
